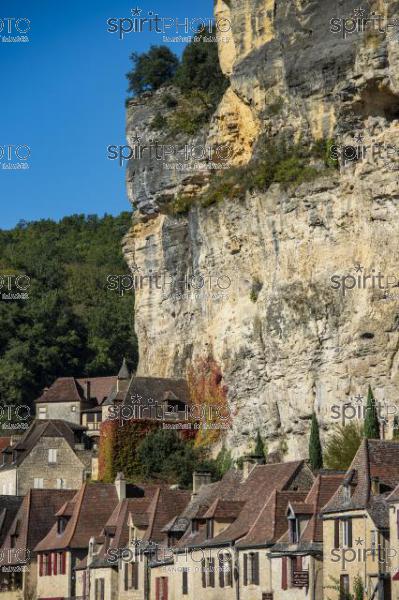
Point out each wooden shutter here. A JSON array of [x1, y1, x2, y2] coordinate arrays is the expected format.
[[95, 579, 98, 600], [156, 577, 160, 600], [219, 554, 224, 588], [182, 568, 188, 594], [101, 578, 105, 600], [253, 552, 260, 585], [334, 520, 340, 549], [53, 552, 57, 575], [243, 553, 248, 586], [61, 551, 66, 575], [133, 561, 139, 589], [201, 559, 206, 587], [281, 556, 288, 591], [39, 554, 43, 577], [296, 556, 302, 571], [348, 520, 353, 548], [163, 577, 168, 600], [209, 558, 215, 587], [124, 562, 129, 591]]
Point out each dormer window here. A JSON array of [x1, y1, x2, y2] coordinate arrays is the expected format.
[[289, 518, 299, 544], [57, 517, 68, 535], [191, 520, 198, 534]]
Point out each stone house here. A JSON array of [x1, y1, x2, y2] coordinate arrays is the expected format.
[[149, 459, 314, 600], [322, 439, 399, 600], [0, 419, 92, 495], [268, 471, 344, 600], [0, 489, 74, 600], [75, 474, 190, 600]]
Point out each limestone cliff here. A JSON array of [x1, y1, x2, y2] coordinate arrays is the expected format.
[[123, 0, 399, 459]]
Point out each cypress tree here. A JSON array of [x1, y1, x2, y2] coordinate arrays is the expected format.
[[309, 412, 323, 470], [254, 430, 265, 459], [364, 386, 380, 439]]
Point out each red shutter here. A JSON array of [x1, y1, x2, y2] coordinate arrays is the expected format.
[[39, 554, 43, 577], [61, 551, 66, 575], [47, 553, 51, 576], [282, 556, 288, 590], [296, 556, 302, 572], [163, 577, 168, 600], [53, 552, 57, 575]]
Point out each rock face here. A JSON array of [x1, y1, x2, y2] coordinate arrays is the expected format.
[[123, 0, 399, 459]]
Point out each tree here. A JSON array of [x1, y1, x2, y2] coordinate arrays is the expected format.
[[309, 412, 323, 470], [174, 28, 228, 108], [127, 46, 179, 95], [254, 430, 266, 461], [364, 385, 380, 439], [324, 422, 363, 470], [393, 416, 399, 440]]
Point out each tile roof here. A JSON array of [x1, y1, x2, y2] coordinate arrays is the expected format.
[[0, 490, 74, 565], [0, 496, 23, 546], [35, 483, 120, 552], [0, 419, 87, 471], [35, 376, 117, 406], [119, 377, 190, 410], [322, 440, 399, 515], [177, 462, 312, 549]]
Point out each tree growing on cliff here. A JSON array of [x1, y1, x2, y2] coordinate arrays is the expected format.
[[254, 430, 267, 461], [127, 45, 179, 94], [324, 422, 363, 470], [309, 412, 323, 470], [364, 385, 380, 439]]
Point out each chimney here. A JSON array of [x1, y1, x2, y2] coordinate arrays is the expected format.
[[371, 476, 380, 495], [192, 471, 212, 494], [86, 381, 91, 401], [115, 472, 126, 501], [242, 454, 264, 480]]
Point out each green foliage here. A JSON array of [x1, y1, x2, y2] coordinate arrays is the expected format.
[[353, 575, 365, 600], [309, 412, 323, 470], [174, 28, 228, 111], [0, 213, 137, 410], [254, 430, 266, 459], [364, 385, 380, 439], [127, 45, 179, 94], [250, 278, 263, 303], [150, 112, 168, 131], [265, 96, 284, 116], [136, 429, 218, 488], [215, 445, 233, 476], [324, 422, 363, 470], [166, 137, 337, 216], [393, 416, 399, 440]]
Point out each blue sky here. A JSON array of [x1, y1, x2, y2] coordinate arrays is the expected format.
[[0, 0, 211, 229]]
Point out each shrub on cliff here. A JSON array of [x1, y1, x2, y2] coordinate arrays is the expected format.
[[324, 422, 363, 470], [127, 45, 179, 94]]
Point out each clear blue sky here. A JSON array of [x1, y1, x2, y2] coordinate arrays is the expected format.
[[0, 0, 211, 229]]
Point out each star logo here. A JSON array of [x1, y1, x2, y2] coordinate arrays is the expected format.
[[353, 7, 367, 18], [354, 263, 363, 273], [354, 394, 363, 404], [353, 132, 364, 144], [131, 263, 141, 274], [131, 7, 142, 16], [130, 133, 141, 144], [355, 537, 364, 546]]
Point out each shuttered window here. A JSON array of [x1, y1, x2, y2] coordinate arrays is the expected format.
[[281, 556, 288, 590], [132, 561, 139, 589], [243, 553, 248, 586], [334, 519, 340, 548], [201, 559, 206, 587], [182, 567, 188, 594]]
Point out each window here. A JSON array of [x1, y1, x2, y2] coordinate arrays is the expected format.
[[289, 518, 299, 543], [57, 552, 66, 575], [57, 517, 68, 535], [38, 406, 47, 418], [71, 405, 77, 412], [206, 519, 214, 539], [340, 575, 349, 600], [191, 520, 198, 533], [341, 519, 352, 548], [243, 552, 259, 586], [34, 478, 43, 489], [371, 530, 377, 559], [182, 567, 188, 594], [124, 562, 139, 591], [219, 552, 233, 587], [155, 577, 168, 600], [48, 449, 57, 464], [95, 578, 105, 600], [56, 478, 66, 489], [201, 557, 215, 587]]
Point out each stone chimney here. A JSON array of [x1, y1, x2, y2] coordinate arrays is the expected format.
[[242, 454, 264, 480], [115, 472, 126, 501], [192, 471, 212, 494]]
